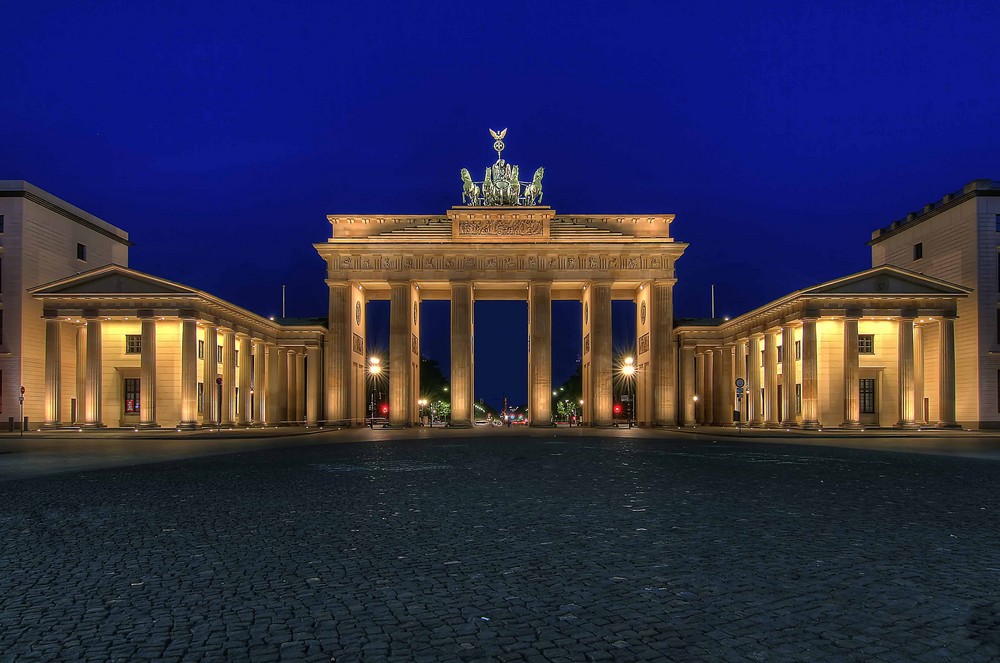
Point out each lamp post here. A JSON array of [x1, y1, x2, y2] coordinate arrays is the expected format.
[[368, 357, 381, 428], [693, 394, 699, 427], [418, 398, 428, 426], [622, 356, 636, 428], [579, 399, 584, 427]]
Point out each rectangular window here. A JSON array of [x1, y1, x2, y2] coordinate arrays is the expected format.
[[235, 349, 239, 367], [760, 349, 765, 367], [124, 378, 140, 413], [795, 383, 802, 414], [0, 214, 4, 233], [0, 369, 3, 412], [77, 243, 87, 261], [0, 309, 4, 345], [794, 340, 801, 360], [777, 345, 784, 363], [858, 334, 875, 354], [197, 382, 204, 413], [995, 214, 1000, 232], [125, 334, 142, 354], [0, 256, 3, 293], [859, 378, 876, 413], [198, 339, 205, 359], [997, 309, 1000, 344], [217, 345, 223, 363], [913, 242, 923, 260]]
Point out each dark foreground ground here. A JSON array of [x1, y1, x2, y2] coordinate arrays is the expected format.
[[2, 432, 999, 662]]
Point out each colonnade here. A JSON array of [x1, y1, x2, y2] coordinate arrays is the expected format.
[[42, 312, 320, 429]]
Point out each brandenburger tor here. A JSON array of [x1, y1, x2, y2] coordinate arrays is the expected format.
[[314, 130, 686, 428]]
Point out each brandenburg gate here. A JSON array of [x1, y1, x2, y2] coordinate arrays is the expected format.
[[315, 130, 687, 427]]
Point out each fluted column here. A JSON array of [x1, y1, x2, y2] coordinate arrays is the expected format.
[[286, 349, 297, 424], [694, 350, 705, 424], [591, 281, 613, 426], [76, 325, 87, 425], [913, 324, 924, 425], [266, 343, 280, 425], [252, 339, 265, 424], [715, 345, 733, 425], [651, 280, 677, 426], [781, 324, 797, 427], [237, 335, 252, 425], [937, 313, 958, 428], [763, 330, 778, 426], [306, 346, 321, 426], [325, 282, 350, 424], [703, 348, 714, 425], [842, 312, 861, 428], [679, 344, 696, 425], [801, 316, 819, 428], [389, 281, 412, 427], [179, 316, 199, 428], [202, 324, 218, 426], [896, 313, 917, 429], [221, 330, 236, 425], [83, 314, 104, 428], [735, 340, 747, 425], [276, 347, 289, 424], [139, 314, 158, 427], [43, 317, 62, 428], [450, 281, 474, 427], [528, 281, 553, 426], [295, 351, 306, 424], [749, 333, 763, 426]]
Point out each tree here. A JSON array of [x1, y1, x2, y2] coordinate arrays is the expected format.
[[420, 356, 450, 402]]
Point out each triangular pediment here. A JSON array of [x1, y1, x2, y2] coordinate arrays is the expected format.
[[30, 266, 196, 296], [803, 266, 970, 297]]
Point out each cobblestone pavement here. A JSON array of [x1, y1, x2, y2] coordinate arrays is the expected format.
[[2, 434, 999, 662]]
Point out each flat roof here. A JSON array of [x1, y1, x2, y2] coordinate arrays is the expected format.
[[0, 180, 132, 247], [869, 179, 1000, 246]]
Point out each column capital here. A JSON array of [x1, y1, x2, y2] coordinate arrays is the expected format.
[[138, 309, 156, 320], [781, 321, 797, 331], [844, 308, 862, 320], [899, 308, 918, 320], [82, 309, 102, 319]]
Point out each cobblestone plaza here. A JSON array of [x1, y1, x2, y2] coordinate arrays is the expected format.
[[2, 431, 999, 661]]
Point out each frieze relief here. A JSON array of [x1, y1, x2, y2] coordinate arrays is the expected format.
[[331, 253, 669, 273], [457, 219, 543, 236]]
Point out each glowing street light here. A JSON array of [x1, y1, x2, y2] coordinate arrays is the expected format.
[[619, 356, 636, 427]]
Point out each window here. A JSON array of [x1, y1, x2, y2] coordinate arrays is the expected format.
[[760, 349, 765, 367], [76, 243, 87, 261], [197, 382, 204, 413], [198, 340, 205, 359], [0, 256, 3, 293], [217, 345, 223, 363], [995, 214, 1000, 232], [795, 340, 801, 360], [795, 383, 802, 414], [913, 242, 923, 260], [124, 378, 140, 413], [235, 349, 239, 367], [0, 214, 4, 233], [859, 378, 876, 414], [777, 345, 784, 363], [858, 334, 875, 354], [997, 309, 1000, 344], [125, 334, 142, 354], [0, 309, 4, 345]]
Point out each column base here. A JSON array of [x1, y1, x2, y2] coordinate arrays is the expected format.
[[936, 422, 961, 429], [840, 421, 863, 429], [764, 421, 782, 428], [801, 420, 821, 430], [779, 419, 798, 428], [42, 422, 63, 429], [177, 421, 199, 430], [137, 421, 160, 429], [79, 422, 106, 429], [895, 421, 920, 430]]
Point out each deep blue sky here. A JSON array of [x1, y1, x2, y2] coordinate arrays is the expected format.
[[3, 1, 997, 409]]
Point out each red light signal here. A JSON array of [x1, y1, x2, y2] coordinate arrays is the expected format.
[[613, 404, 623, 415], [380, 403, 389, 415]]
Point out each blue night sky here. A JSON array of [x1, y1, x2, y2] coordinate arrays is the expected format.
[[2, 1, 997, 409]]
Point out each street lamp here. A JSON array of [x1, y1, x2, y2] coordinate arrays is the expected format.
[[621, 356, 636, 428], [418, 398, 428, 426], [368, 357, 381, 428], [692, 394, 699, 427]]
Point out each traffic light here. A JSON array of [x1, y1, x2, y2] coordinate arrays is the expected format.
[[380, 403, 389, 415], [613, 403, 622, 415]]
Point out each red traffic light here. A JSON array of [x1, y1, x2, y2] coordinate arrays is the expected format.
[[613, 404, 623, 415], [380, 403, 389, 415]]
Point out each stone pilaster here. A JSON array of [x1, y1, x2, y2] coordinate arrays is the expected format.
[[202, 324, 218, 426], [389, 281, 412, 427], [913, 323, 924, 425], [896, 313, 917, 429], [139, 314, 158, 428], [276, 347, 289, 424], [179, 316, 199, 429], [76, 325, 87, 425], [237, 334, 252, 425], [306, 346, 321, 426], [679, 344, 696, 425], [763, 330, 778, 427], [801, 317, 820, 429], [842, 313, 861, 428], [590, 281, 613, 427], [449, 281, 474, 427], [781, 324, 797, 427], [252, 339, 266, 424], [83, 313, 104, 428], [221, 330, 236, 425], [703, 347, 714, 425], [651, 280, 677, 426], [266, 343, 280, 425], [295, 350, 306, 424], [325, 282, 350, 425], [715, 345, 733, 425], [937, 313, 959, 428], [43, 317, 61, 428], [286, 349, 297, 424], [735, 340, 747, 425], [528, 281, 553, 426], [749, 333, 764, 426]]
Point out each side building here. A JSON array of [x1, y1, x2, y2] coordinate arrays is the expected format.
[[869, 179, 1000, 429], [0, 181, 130, 427]]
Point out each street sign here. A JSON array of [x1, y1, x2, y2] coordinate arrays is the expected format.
[[216, 377, 223, 385], [736, 387, 744, 398], [735, 377, 745, 388]]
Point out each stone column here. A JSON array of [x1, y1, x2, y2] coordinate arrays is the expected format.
[[735, 340, 747, 425], [694, 350, 705, 424], [202, 324, 218, 426], [276, 347, 289, 424], [43, 317, 61, 428], [896, 313, 917, 429], [286, 349, 297, 424], [528, 281, 553, 426], [252, 339, 265, 424], [179, 316, 199, 429], [842, 312, 861, 428], [389, 281, 412, 427], [801, 316, 820, 429], [781, 323, 797, 427], [937, 313, 959, 428], [326, 282, 350, 424], [139, 314, 158, 428], [715, 345, 733, 425], [651, 280, 677, 426], [221, 330, 236, 425], [266, 343, 280, 425], [913, 323, 925, 425], [749, 333, 763, 426], [76, 325, 87, 424], [679, 344, 696, 425], [703, 348, 714, 425], [295, 351, 306, 424], [83, 314, 104, 428], [450, 281, 474, 427], [237, 335, 252, 425], [591, 281, 613, 426], [763, 330, 778, 426], [306, 346, 321, 426]]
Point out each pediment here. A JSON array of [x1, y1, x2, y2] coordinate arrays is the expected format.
[[32, 267, 196, 296], [803, 267, 968, 297]]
